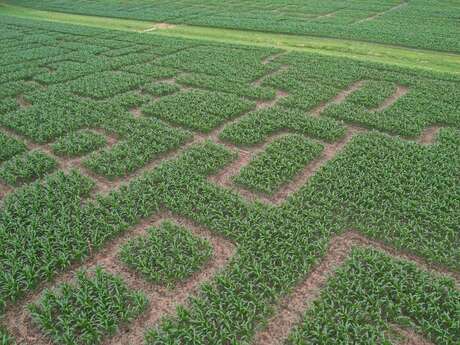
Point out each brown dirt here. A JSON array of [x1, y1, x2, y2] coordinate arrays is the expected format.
[[3, 211, 235, 345], [157, 77, 177, 85], [154, 23, 177, 30], [253, 230, 458, 345], [89, 128, 119, 146], [130, 107, 142, 118], [418, 125, 441, 145], [392, 325, 435, 345], [16, 94, 31, 109], [371, 85, 408, 112], [310, 80, 365, 116], [142, 23, 176, 33], [0, 181, 12, 199]]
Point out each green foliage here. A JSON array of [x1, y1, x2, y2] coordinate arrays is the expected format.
[[142, 90, 255, 132], [0, 150, 57, 186], [142, 82, 180, 97], [176, 73, 276, 100], [345, 80, 397, 108], [0, 132, 26, 163], [287, 130, 460, 269], [0, 171, 96, 305], [103, 91, 149, 110], [119, 221, 212, 287], [29, 268, 148, 345], [121, 63, 177, 79], [268, 53, 460, 137], [0, 99, 18, 116], [65, 71, 148, 100], [84, 117, 191, 178], [286, 248, 460, 345], [155, 45, 279, 83], [219, 106, 345, 144], [234, 134, 323, 194], [0, 93, 104, 143], [51, 130, 107, 157], [0, 16, 458, 345]]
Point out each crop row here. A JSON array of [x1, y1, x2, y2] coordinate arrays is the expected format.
[[176, 73, 276, 100]]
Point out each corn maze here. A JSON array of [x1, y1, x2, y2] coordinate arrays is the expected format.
[[0, 14, 459, 345]]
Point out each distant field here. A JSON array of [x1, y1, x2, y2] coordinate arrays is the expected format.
[[0, 11, 459, 345], [5, 0, 460, 52]]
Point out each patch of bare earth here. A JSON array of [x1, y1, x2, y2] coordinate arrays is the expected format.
[[3, 211, 235, 345], [130, 107, 142, 118], [392, 325, 435, 345], [16, 94, 31, 109], [253, 230, 458, 345], [312, 9, 341, 20], [142, 23, 176, 32], [418, 125, 441, 145], [0, 181, 12, 200]]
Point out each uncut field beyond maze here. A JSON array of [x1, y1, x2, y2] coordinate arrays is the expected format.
[[0, 14, 459, 345], [6, 0, 460, 52]]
